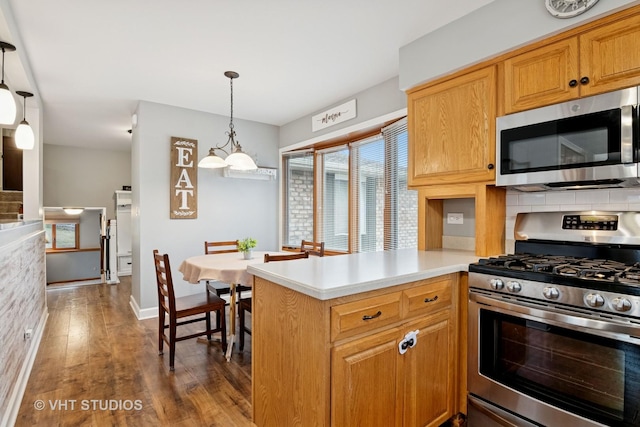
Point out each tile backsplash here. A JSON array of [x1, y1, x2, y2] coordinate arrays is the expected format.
[[505, 187, 640, 253]]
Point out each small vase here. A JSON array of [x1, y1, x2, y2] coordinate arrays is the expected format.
[[243, 250, 253, 260]]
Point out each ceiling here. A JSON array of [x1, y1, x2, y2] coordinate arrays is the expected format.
[[5, 0, 493, 151]]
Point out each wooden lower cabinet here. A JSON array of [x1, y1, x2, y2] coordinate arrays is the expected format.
[[332, 310, 455, 427], [332, 327, 403, 427], [252, 274, 459, 427]]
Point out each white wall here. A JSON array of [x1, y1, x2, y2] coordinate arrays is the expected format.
[[131, 101, 279, 314], [279, 76, 406, 149], [43, 144, 131, 219], [399, 0, 640, 91]]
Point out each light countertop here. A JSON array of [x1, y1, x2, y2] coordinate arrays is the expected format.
[[247, 248, 480, 300]]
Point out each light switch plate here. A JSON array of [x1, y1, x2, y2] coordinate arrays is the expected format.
[[447, 212, 464, 225]]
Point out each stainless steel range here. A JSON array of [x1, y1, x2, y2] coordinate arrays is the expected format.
[[468, 211, 640, 427]]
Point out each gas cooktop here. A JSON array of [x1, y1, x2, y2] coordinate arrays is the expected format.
[[470, 253, 640, 297], [473, 253, 640, 285]]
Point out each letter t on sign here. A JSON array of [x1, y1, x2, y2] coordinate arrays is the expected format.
[[170, 136, 198, 219]]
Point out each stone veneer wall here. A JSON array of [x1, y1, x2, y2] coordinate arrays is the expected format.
[[0, 222, 47, 426], [505, 187, 640, 253]]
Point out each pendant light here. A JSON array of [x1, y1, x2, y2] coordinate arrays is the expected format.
[[0, 41, 16, 125], [198, 71, 258, 171], [15, 91, 34, 150]]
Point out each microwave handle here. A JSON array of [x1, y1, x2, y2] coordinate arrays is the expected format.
[[621, 105, 634, 163]]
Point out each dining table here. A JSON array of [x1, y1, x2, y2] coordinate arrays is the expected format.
[[178, 250, 288, 361]]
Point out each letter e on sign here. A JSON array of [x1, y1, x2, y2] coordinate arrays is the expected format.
[[170, 137, 198, 219]]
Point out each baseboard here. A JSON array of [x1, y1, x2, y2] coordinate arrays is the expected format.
[[129, 295, 158, 320], [128, 291, 249, 321], [2, 307, 48, 427]]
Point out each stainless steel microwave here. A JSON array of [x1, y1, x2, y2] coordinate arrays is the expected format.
[[496, 86, 640, 191]]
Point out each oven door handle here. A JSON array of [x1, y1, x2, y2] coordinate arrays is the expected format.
[[470, 292, 640, 344], [468, 395, 539, 427]]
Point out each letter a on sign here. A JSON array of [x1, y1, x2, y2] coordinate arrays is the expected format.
[[170, 136, 198, 219]]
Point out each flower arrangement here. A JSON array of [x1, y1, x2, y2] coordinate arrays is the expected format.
[[237, 237, 257, 253]]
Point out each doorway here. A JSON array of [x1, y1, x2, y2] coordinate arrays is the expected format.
[[44, 207, 111, 287], [2, 135, 22, 191]]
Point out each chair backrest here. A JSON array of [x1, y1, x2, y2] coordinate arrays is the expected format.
[[264, 251, 310, 263], [204, 240, 239, 254], [153, 249, 176, 314], [301, 240, 325, 257]]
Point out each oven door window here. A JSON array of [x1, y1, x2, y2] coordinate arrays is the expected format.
[[479, 310, 640, 426], [500, 109, 624, 174]]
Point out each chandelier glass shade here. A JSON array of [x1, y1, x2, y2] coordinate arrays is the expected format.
[[15, 91, 34, 149], [198, 71, 258, 171]]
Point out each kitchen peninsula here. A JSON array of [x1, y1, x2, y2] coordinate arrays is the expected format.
[[247, 248, 479, 427]]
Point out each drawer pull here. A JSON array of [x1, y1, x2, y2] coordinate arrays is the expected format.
[[362, 311, 382, 321], [424, 295, 439, 303]]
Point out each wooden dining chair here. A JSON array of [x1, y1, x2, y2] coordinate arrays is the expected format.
[[301, 240, 325, 257], [153, 249, 227, 371], [238, 251, 310, 351], [203, 240, 252, 327]]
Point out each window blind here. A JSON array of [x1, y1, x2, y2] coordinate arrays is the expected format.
[[382, 118, 416, 250], [317, 145, 350, 252], [282, 151, 314, 247]]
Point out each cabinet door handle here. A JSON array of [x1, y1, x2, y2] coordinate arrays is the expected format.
[[401, 338, 414, 350], [362, 310, 382, 321], [398, 330, 419, 355], [424, 295, 439, 303], [569, 79, 578, 87], [487, 163, 494, 170], [580, 76, 590, 85]]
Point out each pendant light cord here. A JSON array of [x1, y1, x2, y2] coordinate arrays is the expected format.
[[1, 47, 5, 84], [229, 76, 234, 133]]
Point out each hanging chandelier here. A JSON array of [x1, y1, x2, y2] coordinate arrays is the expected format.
[[0, 41, 16, 125], [198, 71, 257, 171], [15, 91, 34, 149]]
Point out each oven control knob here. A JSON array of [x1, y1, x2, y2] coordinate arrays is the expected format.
[[543, 287, 560, 300], [490, 278, 504, 290], [611, 297, 632, 312], [585, 293, 605, 308], [506, 281, 522, 293]]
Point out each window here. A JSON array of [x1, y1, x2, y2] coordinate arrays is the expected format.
[[45, 221, 79, 250], [352, 135, 385, 252], [384, 119, 416, 250], [318, 146, 350, 251], [283, 151, 314, 247], [282, 118, 416, 253]]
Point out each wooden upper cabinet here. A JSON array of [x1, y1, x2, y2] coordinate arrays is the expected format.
[[408, 65, 497, 187], [580, 13, 640, 97], [504, 12, 640, 114], [504, 38, 579, 114]]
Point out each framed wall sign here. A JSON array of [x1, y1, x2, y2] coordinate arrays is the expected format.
[[312, 99, 357, 132], [170, 136, 198, 219]]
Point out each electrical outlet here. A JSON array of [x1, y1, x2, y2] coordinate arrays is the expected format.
[[447, 212, 464, 225], [24, 328, 33, 340]]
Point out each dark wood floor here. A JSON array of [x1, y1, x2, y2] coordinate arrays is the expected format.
[[16, 277, 253, 426]]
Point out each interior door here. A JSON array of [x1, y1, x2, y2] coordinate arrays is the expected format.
[[2, 136, 22, 190]]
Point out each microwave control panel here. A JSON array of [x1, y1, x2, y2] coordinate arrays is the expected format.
[[562, 214, 618, 231]]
